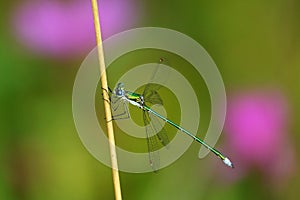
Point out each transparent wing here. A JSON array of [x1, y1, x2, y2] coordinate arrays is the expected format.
[[143, 111, 160, 171], [143, 83, 164, 106], [110, 94, 130, 120], [143, 110, 170, 172], [143, 58, 171, 105], [148, 111, 170, 147]]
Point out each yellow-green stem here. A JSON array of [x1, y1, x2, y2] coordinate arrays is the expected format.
[[90, 1, 122, 199]]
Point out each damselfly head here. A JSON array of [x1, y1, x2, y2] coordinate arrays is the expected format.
[[115, 82, 125, 96]]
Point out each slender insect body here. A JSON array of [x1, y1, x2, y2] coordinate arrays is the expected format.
[[112, 82, 234, 169]]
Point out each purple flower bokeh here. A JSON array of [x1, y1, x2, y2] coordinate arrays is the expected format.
[[221, 89, 295, 183], [13, 0, 140, 58]]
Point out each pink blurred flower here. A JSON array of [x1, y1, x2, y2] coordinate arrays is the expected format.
[[12, 0, 140, 58], [221, 89, 295, 183]]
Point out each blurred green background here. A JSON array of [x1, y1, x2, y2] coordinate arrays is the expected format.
[[1, 0, 299, 200]]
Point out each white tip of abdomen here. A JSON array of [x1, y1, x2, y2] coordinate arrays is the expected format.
[[223, 157, 234, 168]]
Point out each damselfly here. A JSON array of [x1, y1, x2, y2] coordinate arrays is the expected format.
[[109, 59, 233, 171]]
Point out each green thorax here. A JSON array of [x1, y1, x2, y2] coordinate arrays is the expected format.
[[125, 91, 142, 101]]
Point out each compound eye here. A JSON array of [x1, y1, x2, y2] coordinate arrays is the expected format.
[[116, 90, 122, 96]]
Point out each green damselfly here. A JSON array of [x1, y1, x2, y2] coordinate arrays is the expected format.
[[109, 59, 233, 171]]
